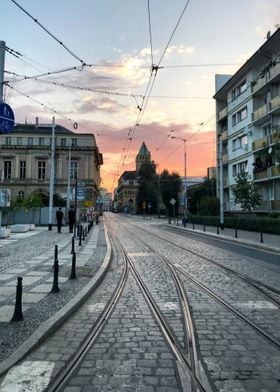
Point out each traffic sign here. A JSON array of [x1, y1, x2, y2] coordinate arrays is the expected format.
[[170, 198, 176, 205], [0, 103, 15, 133]]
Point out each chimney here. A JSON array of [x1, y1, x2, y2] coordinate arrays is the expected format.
[[35, 117, 39, 128]]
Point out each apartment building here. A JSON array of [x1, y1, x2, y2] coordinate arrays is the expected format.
[[0, 120, 103, 205], [214, 28, 280, 213]]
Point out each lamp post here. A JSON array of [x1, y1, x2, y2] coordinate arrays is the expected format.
[[48, 117, 56, 231], [171, 136, 187, 221]]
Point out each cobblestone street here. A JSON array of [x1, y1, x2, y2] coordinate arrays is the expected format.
[[0, 213, 279, 391]]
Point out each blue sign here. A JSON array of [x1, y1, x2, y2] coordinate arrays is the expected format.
[[0, 103, 15, 133]]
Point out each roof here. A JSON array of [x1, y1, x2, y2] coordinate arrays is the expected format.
[[214, 27, 280, 100], [138, 142, 150, 156], [13, 124, 75, 135], [120, 171, 137, 180]]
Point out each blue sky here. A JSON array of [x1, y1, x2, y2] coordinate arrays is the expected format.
[[1, 0, 280, 190]]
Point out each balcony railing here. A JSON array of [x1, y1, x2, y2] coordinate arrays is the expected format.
[[222, 153, 228, 164], [252, 104, 268, 122], [218, 107, 227, 121], [271, 165, 280, 178], [220, 130, 228, 141], [270, 62, 280, 80], [254, 170, 268, 180], [270, 96, 280, 111], [272, 200, 280, 210], [252, 78, 266, 94], [252, 136, 268, 151]]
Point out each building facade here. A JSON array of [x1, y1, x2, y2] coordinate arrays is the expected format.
[[214, 28, 280, 213], [116, 142, 151, 213], [0, 121, 103, 206]]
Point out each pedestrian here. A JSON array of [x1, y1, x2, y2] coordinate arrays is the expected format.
[[56, 208, 64, 233], [68, 207, 76, 233]]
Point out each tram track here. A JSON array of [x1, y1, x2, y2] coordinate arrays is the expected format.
[[47, 220, 211, 392], [121, 221, 280, 342]]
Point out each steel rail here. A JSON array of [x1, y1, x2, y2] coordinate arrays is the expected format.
[[130, 222, 280, 305], [46, 230, 128, 392]]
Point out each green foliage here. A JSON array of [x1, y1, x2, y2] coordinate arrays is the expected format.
[[231, 171, 262, 212], [188, 178, 216, 214], [24, 192, 44, 223], [136, 162, 158, 214], [199, 196, 220, 216], [160, 170, 181, 216]]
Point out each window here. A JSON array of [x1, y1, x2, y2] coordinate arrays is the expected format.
[[28, 137, 33, 146], [129, 180, 134, 185], [70, 161, 77, 179], [232, 135, 248, 151], [4, 161, 12, 179], [39, 137, 44, 146], [61, 138, 66, 147], [17, 137, 22, 145], [233, 160, 248, 177], [38, 161, 46, 179], [232, 106, 247, 126], [18, 190, 24, 199], [5, 137, 11, 145], [20, 161, 26, 179], [231, 80, 246, 100], [71, 138, 77, 147]]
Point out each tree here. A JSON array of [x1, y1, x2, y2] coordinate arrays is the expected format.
[[136, 162, 158, 214], [24, 192, 44, 223], [160, 170, 181, 217], [187, 178, 217, 215], [231, 171, 262, 212]]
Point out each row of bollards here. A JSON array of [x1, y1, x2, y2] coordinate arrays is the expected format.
[[177, 218, 265, 244], [10, 223, 94, 322]]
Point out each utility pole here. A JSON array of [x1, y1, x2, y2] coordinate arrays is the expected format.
[[0, 41, 5, 231], [48, 117, 56, 230], [0, 41, 5, 103], [66, 146, 71, 212], [219, 136, 224, 229]]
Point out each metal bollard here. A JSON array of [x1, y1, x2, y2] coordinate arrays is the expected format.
[[51, 258, 60, 293], [260, 229, 264, 243], [203, 224, 206, 232], [70, 252, 77, 280], [79, 227, 82, 246], [10, 277, 24, 322], [71, 236, 75, 254], [85, 226, 88, 237], [216, 225, 219, 235], [192, 223, 195, 230], [82, 228, 85, 241], [235, 225, 238, 238], [54, 244, 58, 264]]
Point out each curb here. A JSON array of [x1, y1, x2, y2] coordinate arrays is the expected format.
[[164, 224, 280, 253], [0, 225, 112, 377]]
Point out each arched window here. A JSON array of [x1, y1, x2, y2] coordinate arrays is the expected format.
[[18, 190, 24, 199]]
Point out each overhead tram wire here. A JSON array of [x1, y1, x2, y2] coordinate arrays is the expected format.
[[157, 0, 191, 67], [10, 0, 87, 66], [147, 0, 154, 66], [111, 1, 192, 190]]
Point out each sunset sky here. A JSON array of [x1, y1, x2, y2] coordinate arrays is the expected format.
[[1, 0, 280, 192]]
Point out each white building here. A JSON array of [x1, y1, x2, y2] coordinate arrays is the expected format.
[[214, 28, 280, 213]]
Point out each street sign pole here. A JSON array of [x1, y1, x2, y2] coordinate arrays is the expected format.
[[0, 41, 5, 103], [48, 117, 56, 231]]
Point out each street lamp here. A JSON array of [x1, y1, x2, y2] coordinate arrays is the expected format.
[[171, 136, 187, 221]]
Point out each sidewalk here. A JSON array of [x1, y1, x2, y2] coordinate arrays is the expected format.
[[165, 220, 280, 253], [0, 220, 111, 375]]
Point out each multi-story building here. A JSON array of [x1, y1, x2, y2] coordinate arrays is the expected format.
[[214, 28, 280, 213], [116, 142, 151, 213], [0, 119, 103, 206], [99, 187, 113, 211]]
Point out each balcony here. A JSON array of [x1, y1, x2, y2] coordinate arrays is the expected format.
[[222, 153, 228, 164], [218, 107, 227, 121], [251, 78, 267, 94], [254, 169, 268, 181], [271, 130, 280, 144], [272, 200, 280, 210], [252, 104, 269, 123], [270, 96, 280, 112], [252, 136, 268, 151], [271, 165, 280, 178], [220, 130, 228, 141], [270, 62, 280, 82]]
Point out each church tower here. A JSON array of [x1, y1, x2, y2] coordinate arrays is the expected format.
[[135, 142, 151, 171]]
